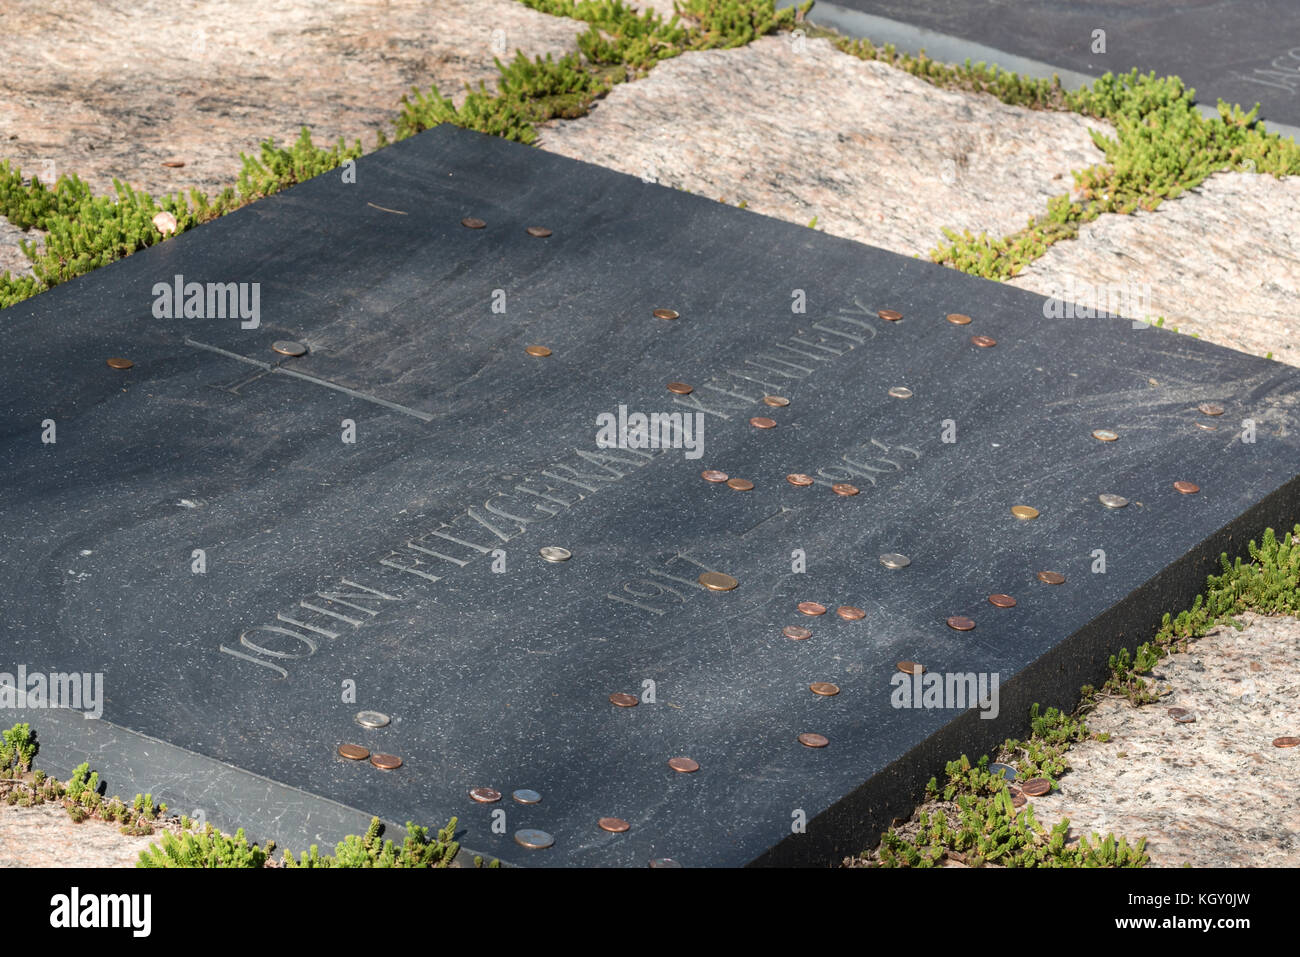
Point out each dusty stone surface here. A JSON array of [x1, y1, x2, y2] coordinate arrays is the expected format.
[[0, 802, 159, 867], [1028, 613, 1300, 868], [1010, 172, 1300, 367], [536, 35, 1111, 260]]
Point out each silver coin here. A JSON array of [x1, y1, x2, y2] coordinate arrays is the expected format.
[[354, 710, 390, 728], [1098, 494, 1129, 509], [1194, 421, 1219, 431], [271, 340, 308, 357], [887, 386, 913, 399], [988, 762, 1017, 781], [514, 828, 554, 849], [648, 858, 683, 868], [512, 789, 542, 805], [539, 546, 572, 563], [879, 553, 911, 569]]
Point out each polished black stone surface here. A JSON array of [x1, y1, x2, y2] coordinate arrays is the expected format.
[[821, 0, 1300, 129], [3, 124, 1300, 866]]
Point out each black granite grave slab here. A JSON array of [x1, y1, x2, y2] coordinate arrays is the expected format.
[[3, 124, 1300, 867], [810, 0, 1300, 131]]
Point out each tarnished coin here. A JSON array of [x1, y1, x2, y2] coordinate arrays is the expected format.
[[272, 340, 308, 357], [988, 593, 1017, 608], [836, 605, 866, 620], [1011, 505, 1039, 520], [653, 308, 679, 320], [354, 710, 390, 729], [831, 483, 859, 496], [1092, 429, 1119, 442], [1020, 778, 1051, 797], [877, 309, 902, 321], [879, 553, 911, 569], [514, 829, 554, 849], [763, 395, 790, 407], [947, 616, 976, 631], [749, 416, 777, 429], [783, 625, 812, 640], [698, 572, 738, 591], [786, 473, 815, 487], [667, 381, 693, 395], [1099, 494, 1129, 509], [539, 546, 572, 563], [460, 217, 486, 229], [798, 732, 829, 748], [797, 601, 827, 616], [512, 789, 542, 805], [609, 693, 639, 708], [1009, 788, 1027, 808], [726, 477, 754, 491], [946, 313, 972, 325], [469, 787, 501, 803], [161, 159, 186, 168], [1174, 481, 1200, 494], [888, 386, 913, 399], [701, 469, 729, 483], [598, 817, 631, 833], [971, 335, 997, 348], [1272, 736, 1299, 748], [1194, 421, 1219, 431], [668, 757, 699, 773], [106, 357, 134, 370], [649, 858, 683, 868], [989, 762, 1017, 781], [896, 661, 925, 675], [525, 226, 552, 237], [370, 753, 402, 770], [809, 682, 840, 696], [1197, 402, 1225, 416], [337, 744, 369, 761], [525, 345, 551, 357], [1168, 708, 1196, 724], [1037, 571, 1066, 585]]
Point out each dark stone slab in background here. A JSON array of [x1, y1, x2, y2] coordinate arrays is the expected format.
[[3, 124, 1300, 867], [812, 0, 1300, 130]]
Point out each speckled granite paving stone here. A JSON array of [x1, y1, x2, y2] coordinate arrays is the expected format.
[[0, 803, 159, 868]]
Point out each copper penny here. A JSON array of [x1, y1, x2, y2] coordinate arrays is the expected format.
[[1009, 788, 1027, 808], [947, 616, 975, 631], [1194, 421, 1219, 431], [525, 345, 551, 357], [648, 858, 682, 868], [1091, 429, 1119, 442], [877, 309, 903, 321], [598, 817, 631, 833], [763, 395, 790, 407], [798, 732, 829, 748], [727, 477, 754, 491], [701, 469, 729, 483], [786, 473, 815, 487], [946, 313, 972, 325], [653, 308, 679, 320], [469, 787, 501, 803], [1168, 708, 1196, 724], [1037, 570, 1066, 585], [971, 335, 997, 347], [1010, 505, 1039, 520], [1272, 736, 1300, 748], [337, 744, 369, 761], [698, 571, 738, 591], [831, 483, 859, 496], [988, 594, 1017, 608], [161, 160, 186, 168], [370, 753, 402, 770], [272, 340, 308, 357], [750, 416, 777, 429], [609, 692, 639, 708], [896, 661, 925, 675], [797, 601, 827, 617], [461, 217, 486, 229], [668, 757, 699, 773], [809, 682, 840, 696], [525, 226, 552, 237], [1197, 402, 1224, 416], [1173, 481, 1200, 494], [783, 625, 812, 640], [667, 381, 693, 395], [106, 357, 134, 370], [836, 605, 866, 620], [1020, 777, 1050, 797]]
